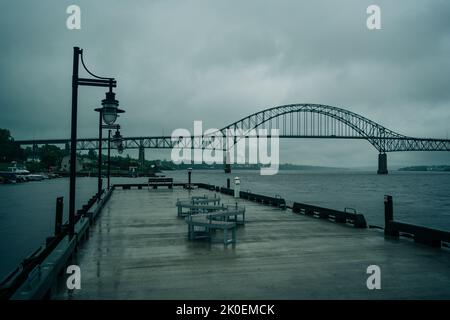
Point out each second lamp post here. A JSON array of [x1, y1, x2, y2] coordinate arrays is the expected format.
[[101, 125, 124, 190], [95, 87, 125, 199]]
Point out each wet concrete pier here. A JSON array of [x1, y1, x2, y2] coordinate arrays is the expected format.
[[55, 187, 450, 299]]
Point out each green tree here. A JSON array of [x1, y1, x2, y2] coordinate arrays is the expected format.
[[0, 128, 24, 162], [87, 149, 97, 160], [39, 144, 64, 169]]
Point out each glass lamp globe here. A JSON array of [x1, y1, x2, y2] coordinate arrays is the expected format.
[[100, 91, 123, 125]]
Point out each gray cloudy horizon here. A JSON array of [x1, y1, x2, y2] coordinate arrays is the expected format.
[[1, 0, 450, 168]]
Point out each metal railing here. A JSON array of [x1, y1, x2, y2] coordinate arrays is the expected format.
[[0, 188, 112, 300], [292, 202, 367, 228], [384, 195, 450, 248]]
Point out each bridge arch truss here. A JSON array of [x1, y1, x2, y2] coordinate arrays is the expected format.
[[15, 103, 450, 174]]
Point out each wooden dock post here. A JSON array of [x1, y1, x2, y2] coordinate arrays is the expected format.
[[384, 195, 398, 237]]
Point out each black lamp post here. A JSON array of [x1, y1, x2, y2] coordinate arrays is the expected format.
[[109, 127, 124, 190], [95, 88, 125, 199], [69, 46, 124, 238], [102, 125, 123, 189], [188, 167, 192, 186]]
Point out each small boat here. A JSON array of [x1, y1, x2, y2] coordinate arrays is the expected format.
[[26, 174, 45, 181], [15, 175, 28, 182], [8, 163, 30, 175], [36, 173, 50, 179], [0, 172, 17, 184]]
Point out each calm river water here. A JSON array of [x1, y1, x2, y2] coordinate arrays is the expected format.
[[1, 170, 449, 279]]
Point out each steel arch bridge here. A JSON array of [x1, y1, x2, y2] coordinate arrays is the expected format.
[[16, 103, 450, 174], [215, 104, 450, 153]]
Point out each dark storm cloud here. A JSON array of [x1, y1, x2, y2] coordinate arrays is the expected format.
[[0, 0, 449, 166]]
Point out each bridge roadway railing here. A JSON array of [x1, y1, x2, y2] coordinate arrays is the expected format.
[[15, 135, 450, 152]]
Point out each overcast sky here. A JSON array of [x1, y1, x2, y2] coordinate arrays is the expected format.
[[1, 0, 449, 167]]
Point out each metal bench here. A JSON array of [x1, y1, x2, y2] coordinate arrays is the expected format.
[[186, 215, 237, 246], [176, 196, 223, 217], [177, 203, 226, 217], [178, 194, 221, 205], [207, 206, 246, 225], [147, 177, 173, 189]]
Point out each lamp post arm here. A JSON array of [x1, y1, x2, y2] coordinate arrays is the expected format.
[[76, 51, 116, 87], [80, 50, 115, 80]]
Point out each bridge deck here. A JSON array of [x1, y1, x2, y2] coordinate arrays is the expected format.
[[54, 188, 450, 299]]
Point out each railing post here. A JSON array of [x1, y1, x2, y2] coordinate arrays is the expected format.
[[55, 197, 64, 236], [384, 195, 397, 237], [227, 178, 230, 189]]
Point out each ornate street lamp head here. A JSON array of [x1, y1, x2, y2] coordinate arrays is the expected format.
[[95, 89, 125, 125], [100, 91, 125, 125], [111, 128, 123, 148], [117, 142, 124, 154]]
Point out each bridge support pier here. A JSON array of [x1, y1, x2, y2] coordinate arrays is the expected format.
[[377, 153, 388, 175], [224, 149, 231, 173], [138, 146, 145, 172], [32, 143, 38, 162]]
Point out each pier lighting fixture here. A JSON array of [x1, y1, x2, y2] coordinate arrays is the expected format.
[[69, 46, 126, 238], [95, 92, 125, 195], [117, 143, 124, 154], [97, 90, 125, 125], [111, 128, 124, 148]]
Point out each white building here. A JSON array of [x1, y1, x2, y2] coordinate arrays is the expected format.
[[60, 155, 83, 172]]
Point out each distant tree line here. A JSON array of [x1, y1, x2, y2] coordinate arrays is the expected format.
[[1, 128, 67, 169], [0, 129, 25, 162], [0, 128, 168, 172], [2, 128, 327, 173]]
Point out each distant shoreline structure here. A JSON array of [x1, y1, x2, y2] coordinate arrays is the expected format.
[[168, 163, 350, 171], [398, 165, 450, 172]]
